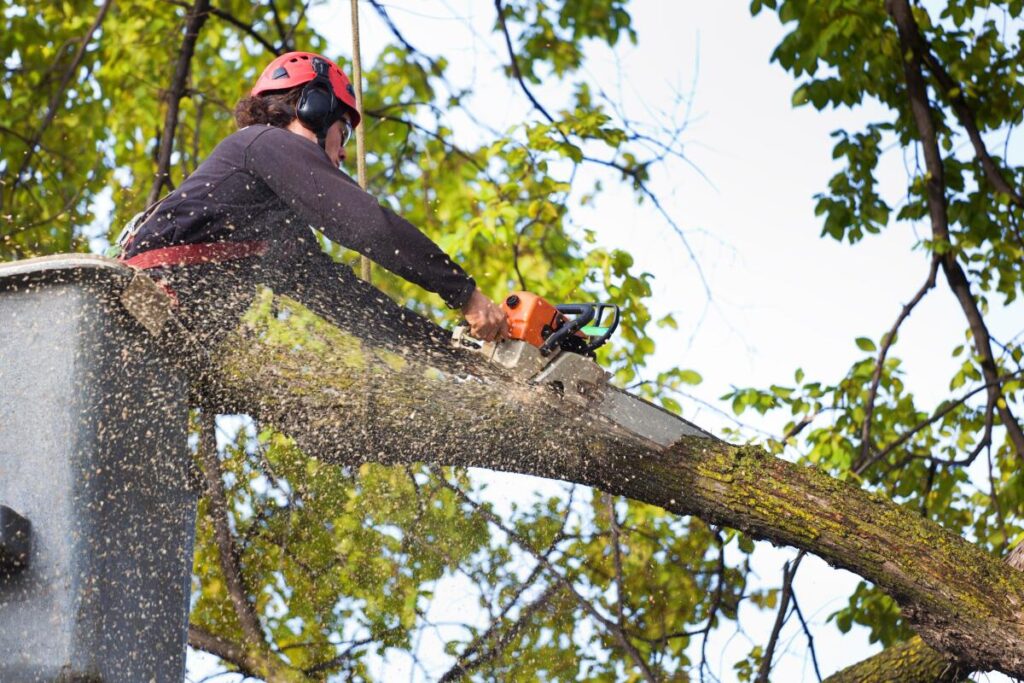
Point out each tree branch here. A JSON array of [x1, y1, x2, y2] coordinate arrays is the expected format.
[[790, 589, 822, 682], [8, 0, 113, 201], [858, 255, 939, 467], [439, 583, 561, 682], [198, 411, 267, 652], [900, 12, 1024, 213], [755, 554, 802, 683], [858, 369, 1024, 473], [441, 487, 574, 681], [439, 477, 658, 683], [188, 625, 264, 679], [167, 1, 280, 55], [147, 0, 211, 206], [886, 0, 1024, 457], [368, 0, 440, 73]]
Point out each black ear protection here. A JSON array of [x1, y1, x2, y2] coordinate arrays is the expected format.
[[296, 57, 339, 151]]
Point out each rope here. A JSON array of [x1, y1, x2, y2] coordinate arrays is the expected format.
[[350, 0, 372, 283]]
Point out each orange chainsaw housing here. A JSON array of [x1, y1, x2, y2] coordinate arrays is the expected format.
[[502, 291, 571, 348]]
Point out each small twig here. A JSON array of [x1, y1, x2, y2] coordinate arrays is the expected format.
[[789, 590, 822, 682], [859, 255, 940, 466], [167, 1, 280, 55], [368, 0, 440, 73], [438, 474, 658, 683], [439, 583, 561, 682], [858, 368, 1024, 473], [754, 553, 803, 683]]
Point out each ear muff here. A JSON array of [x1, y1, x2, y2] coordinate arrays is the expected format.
[[296, 57, 339, 150]]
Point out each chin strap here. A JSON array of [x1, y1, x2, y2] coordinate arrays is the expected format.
[[316, 131, 327, 152]]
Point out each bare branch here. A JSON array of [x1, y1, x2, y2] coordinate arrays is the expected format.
[[755, 553, 802, 683], [147, 0, 211, 206], [858, 255, 940, 467], [790, 590, 823, 682], [368, 0, 440, 73], [886, 0, 1024, 457], [167, 1, 280, 55], [439, 583, 561, 682], [198, 411, 266, 651]]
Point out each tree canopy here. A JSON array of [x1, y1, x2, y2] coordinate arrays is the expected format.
[[2, 0, 1023, 680]]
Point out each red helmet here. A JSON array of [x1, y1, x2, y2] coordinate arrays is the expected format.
[[251, 51, 361, 127]]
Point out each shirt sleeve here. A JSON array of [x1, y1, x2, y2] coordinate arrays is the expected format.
[[242, 126, 477, 310]]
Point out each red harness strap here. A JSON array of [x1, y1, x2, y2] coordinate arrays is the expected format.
[[121, 241, 269, 270]]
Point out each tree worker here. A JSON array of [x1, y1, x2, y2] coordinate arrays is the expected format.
[[117, 51, 509, 352]]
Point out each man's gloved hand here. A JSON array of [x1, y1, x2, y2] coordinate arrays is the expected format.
[[462, 288, 510, 342]]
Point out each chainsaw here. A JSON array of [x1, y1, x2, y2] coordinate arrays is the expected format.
[[452, 291, 709, 448]]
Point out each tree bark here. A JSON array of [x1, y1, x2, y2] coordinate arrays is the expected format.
[[825, 638, 965, 683], [825, 542, 1024, 681], [201, 290, 1024, 677]]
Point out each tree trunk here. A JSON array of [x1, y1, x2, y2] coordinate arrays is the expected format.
[[202, 289, 1024, 677]]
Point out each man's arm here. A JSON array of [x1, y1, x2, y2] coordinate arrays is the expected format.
[[243, 126, 476, 310]]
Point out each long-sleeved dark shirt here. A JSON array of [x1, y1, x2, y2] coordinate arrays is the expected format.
[[125, 124, 476, 309]]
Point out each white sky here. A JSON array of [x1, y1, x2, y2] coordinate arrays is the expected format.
[[187, 1, 1021, 680]]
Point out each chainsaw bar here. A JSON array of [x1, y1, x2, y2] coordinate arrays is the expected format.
[[452, 328, 710, 448]]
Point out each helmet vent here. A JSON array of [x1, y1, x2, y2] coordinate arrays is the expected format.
[[272, 67, 289, 79]]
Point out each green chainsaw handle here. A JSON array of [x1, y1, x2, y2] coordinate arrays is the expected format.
[[547, 302, 620, 355]]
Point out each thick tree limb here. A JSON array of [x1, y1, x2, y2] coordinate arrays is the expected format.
[[147, 0, 211, 206], [200, 289, 1024, 676], [824, 540, 1024, 682], [885, 0, 1024, 457]]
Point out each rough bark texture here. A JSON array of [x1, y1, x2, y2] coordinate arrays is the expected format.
[[825, 639, 964, 683], [202, 290, 1024, 678], [826, 541, 1024, 681]]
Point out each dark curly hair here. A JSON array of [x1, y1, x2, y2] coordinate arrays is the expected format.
[[233, 88, 303, 129]]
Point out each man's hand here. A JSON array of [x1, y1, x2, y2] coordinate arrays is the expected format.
[[461, 288, 510, 342]]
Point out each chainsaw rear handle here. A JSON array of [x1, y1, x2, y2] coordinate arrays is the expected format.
[[541, 303, 619, 355], [573, 302, 620, 353], [540, 304, 594, 356], [561, 305, 614, 356]]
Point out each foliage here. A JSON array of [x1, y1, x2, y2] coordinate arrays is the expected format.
[[5, 0, 1024, 679], [734, 0, 1024, 656], [1, 0, 733, 680]]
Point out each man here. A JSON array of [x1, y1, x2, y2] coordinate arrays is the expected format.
[[120, 51, 508, 346]]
